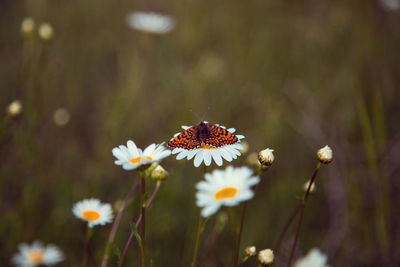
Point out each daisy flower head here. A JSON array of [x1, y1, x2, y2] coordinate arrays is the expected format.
[[12, 241, 64, 267], [112, 140, 171, 171], [168, 121, 245, 167], [294, 248, 329, 267], [72, 198, 114, 228], [196, 166, 260, 217], [127, 11, 175, 34]]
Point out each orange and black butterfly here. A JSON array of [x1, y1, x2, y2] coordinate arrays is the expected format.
[[168, 121, 239, 150]]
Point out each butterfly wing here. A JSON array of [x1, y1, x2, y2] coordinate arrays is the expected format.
[[168, 127, 201, 150], [205, 123, 238, 147]]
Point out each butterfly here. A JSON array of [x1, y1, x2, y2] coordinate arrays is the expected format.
[[168, 121, 239, 150]]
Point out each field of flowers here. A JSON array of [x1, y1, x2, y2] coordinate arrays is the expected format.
[[1, 0, 400, 266]]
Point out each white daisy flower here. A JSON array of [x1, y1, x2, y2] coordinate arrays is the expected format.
[[169, 122, 245, 167], [196, 166, 260, 217], [12, 241, 64, 267], [127, 11, 175, 34], [294, 248, 329, 267], [112, 140, 171, 171], [72, 198, 114, 228]]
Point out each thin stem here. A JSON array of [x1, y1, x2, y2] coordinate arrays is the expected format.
[[191, 166, 208, 267], [140, 173, 146, 267], [286, 162, 321, 267], [119, 181, 161, 267], [234, 164, 266, 266], [191, 214, 205, 267], [234, 202, 248, 266], [274, 203, 302, 253], [81, 226, 92, 267], [101, 181, 140, 267]]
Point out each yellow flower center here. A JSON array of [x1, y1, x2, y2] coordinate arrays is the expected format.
[[215, 187, 238, 200], [28, 251, 44, 263], [130, 156, 152, 164], [82, 210, 100, 221], [130, 157, 142, 164], [201, 144, 214, 149]]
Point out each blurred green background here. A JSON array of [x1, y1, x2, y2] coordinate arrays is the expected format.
[[1, 0, 400, 266]]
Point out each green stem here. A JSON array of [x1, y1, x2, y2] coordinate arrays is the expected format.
[[140, 172, 146, 267], [81, 226, 92, 267], [286, 162, 321, 267], [101, 181, 140, 267], [234, 202, 248, 267], [191, 214, 205, 267]]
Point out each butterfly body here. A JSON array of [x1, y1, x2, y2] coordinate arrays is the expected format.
[[168, 121, 239, 150]]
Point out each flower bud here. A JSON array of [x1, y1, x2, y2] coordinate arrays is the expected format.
[[21, 17, 35, 36], [7, 100, 23, 117], [151, 165, 168, 181], [38, 23, 54, 41], [245, 246, 256, 257], [258, 148, 274, 166], [258, 248, 274, 266], [317, 145, 333, 164]]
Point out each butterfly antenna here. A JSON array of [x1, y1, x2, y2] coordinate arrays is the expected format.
[[200, 106, 211, 122], [189, 109, 202, 122]]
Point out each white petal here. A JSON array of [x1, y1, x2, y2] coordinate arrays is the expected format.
[[219, 147, 233, 161], [176, 150, 189, 160], [211, 150, 223, 166], [172, 148, 182, 154], [194, 150, 204, 167], [187, 149, 198, 160], [144, 143, 156, 154], [201, 204, 220, 217], [204, 150, 212, 166]]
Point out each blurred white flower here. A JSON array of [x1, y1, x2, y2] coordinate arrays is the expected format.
[[258, 248, 274, 265], [294, 248, 329, 267], [127, 11, 175, 34], [169, 122, 245, 167], [112, 140, 171, 171], [303, 179, 316, 193], [245, 246, 256, 257], [38, 23, 54, 40], [196, 166, 259, 217], [21, 17, 35, 35], [72, 198, 114, 228], [12, 241, 64, 266], [53, 108, 70, 126], [7, 100, 23, 117], [317, 145, 333, 164], [379, 0, 400, 11]]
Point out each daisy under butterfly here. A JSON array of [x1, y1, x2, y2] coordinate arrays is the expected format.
[[168, 121, 245, 167]]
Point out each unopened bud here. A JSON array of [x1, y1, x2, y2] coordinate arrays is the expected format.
[[258, 248, 274, 266], [245, 246, 256, 257], [258, 148, 274, 166], [317, 145, 333, 164], [7, 100, 23, 117], [151, 165, 168, 181], [38, 23, 54, 41]]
